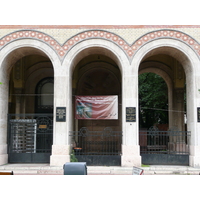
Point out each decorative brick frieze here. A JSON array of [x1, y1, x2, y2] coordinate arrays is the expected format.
[[0, 29, 199, 62]]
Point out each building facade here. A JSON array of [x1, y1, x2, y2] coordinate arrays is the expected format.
[[0, 25, 200, 167]]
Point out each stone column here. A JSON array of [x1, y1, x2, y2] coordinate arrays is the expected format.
[[121, 67, 141, 167], [50, 73, 71, 166], [189, 75, 200, 167], [168, 89, 187, 153], [169, 59, 186, 153], [14, 89, 22, 119], [0, 70, 9, 165]]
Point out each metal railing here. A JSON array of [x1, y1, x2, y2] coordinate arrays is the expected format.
[[139, 127, 191, 155], [69, 127, 123, 156]]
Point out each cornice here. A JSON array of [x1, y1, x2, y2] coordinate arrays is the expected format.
[[0, 25, 200, 29]]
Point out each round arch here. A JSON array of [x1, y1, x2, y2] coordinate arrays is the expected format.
[[0, 39, 60, 165], [63, 39, 130, 75], [139, 62, 173, 92], [57, 38, 130, 166], [139, 62, 174, 128], [62, 38, 130, 136], [132, 38, 200, 167]]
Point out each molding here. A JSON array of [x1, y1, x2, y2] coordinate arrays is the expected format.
[[1, 25, 200, 29]]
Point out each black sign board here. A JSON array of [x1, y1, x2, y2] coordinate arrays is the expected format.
[[198, 107, 200, 122], [56, 107, 66, 122], [126, 107, 136, 122]]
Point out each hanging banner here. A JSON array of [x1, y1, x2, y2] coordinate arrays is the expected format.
[[75, 96, 118, 120]]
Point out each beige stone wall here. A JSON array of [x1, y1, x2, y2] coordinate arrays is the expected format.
[[1, 25, 200, 167]]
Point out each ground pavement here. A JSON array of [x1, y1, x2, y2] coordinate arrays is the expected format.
[[0, 164, 200, 175]]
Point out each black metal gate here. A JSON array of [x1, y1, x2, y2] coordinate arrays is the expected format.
[[140, 126, 191, 165], [69, 127, 122, 166], [8, 114, 53, 163]]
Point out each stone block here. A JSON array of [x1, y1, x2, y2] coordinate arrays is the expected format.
[[50, 155, 70, 166], [51, 145, 70, 155], [0, 154, 8, 165]]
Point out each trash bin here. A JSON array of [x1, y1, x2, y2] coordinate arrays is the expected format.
[[63, 162, 87, 175]]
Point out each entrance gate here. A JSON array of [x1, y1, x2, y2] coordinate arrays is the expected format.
[[70, 127, 122, 166], [8, 114, 53, 163], [140, 126, 191, 165]]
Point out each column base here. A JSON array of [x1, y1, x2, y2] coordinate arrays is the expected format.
[[50, 155, 70, 166], [121, 145, 141, 167], [0, 154, 8, 165], [0, 145, 8, 165], [189, 156, 200, 167], [50, 145, 71, 166], [189, 145, 200, 167]]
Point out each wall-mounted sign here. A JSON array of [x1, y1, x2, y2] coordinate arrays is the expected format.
[[126, 107, 136, 122], [56, 107, 66, 122], [198, 107, 200, 122], [39, 125, 47, 129]]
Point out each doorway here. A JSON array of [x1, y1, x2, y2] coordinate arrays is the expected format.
[[71, 54, 122, 165], [8, 54, 54, 163]]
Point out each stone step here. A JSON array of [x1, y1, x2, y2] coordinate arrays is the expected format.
[[0, 164, 200, 175]]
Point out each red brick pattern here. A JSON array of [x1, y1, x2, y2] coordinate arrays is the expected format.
[[0, 29, 199, 60]]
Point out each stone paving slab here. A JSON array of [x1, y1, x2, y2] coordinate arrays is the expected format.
[[0, 164, 200, 175]]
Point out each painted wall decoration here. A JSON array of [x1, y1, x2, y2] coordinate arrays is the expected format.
[[0, 29, 200, 62]]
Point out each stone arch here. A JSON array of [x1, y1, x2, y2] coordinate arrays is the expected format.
[[130, 30, 200, 61], [139, 62, 174, 129], [0, 39, 60, 165], [139, 61, 173, 91], [77, 62, 121, 95], [133, 38, 200, 167], [51, 38, 130, 166], [62, 38, 129, 135]]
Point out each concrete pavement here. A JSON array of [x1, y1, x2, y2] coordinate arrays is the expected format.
[[0, 163, 200, 175]]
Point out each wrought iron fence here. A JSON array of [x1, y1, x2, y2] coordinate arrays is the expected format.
[[139, 126, 191, 155], [8, 114, 53, 154], [69, 127, 123, 156]]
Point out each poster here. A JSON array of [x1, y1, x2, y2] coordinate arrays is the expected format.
[[75, 96, 118, 120]]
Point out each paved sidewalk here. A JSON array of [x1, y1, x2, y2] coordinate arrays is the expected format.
[[1, 164, 200, 175]]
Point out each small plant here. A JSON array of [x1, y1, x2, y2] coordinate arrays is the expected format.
[[70, 150, 78, 162], [141, 164, 150, 167]]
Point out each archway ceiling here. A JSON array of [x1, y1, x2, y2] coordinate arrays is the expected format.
[[139, 61, 174, 78], [140, 46, 192, 75], [0, 29, 200, 62], [3, 47, 48, 73], [70, 47, 121, 72]]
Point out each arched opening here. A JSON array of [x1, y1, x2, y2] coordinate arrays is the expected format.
[[71, 53, 122, 166], [35, 77, 54, 113], [139, 72, 169, 129], [6, 48, 54, 163], [138, 52, 189, 165]]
